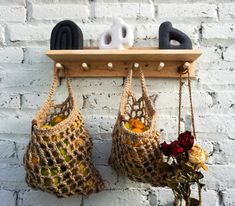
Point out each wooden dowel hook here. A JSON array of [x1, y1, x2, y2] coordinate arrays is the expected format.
[[82, 62, 89, 71], [157, 62, 165, 71], [107, 62, 113, 70], [133, 62, 139, 70], [178, 62, 190, 74]]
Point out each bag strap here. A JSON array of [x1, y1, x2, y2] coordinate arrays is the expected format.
[[46, 68, 74, 104], [178, 70, 196, 138], [123, 67, 148, 97], [119, 67, 150, 119]]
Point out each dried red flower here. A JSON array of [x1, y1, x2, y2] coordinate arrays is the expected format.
[[160, 141, 172, 156], [171, 140, 184, 157], [178, 131, 194, 151]]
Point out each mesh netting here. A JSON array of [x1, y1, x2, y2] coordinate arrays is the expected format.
[[24, 71, 104, 197], [109, 68, 163, 184]]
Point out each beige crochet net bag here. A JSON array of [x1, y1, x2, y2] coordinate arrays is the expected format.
[[109, 68, 163, 184], [24, 70, 104, 197]]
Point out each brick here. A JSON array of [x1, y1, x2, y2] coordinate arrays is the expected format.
[[148, 188, 218, 206], [0, 140, 15, 160], [197, 69, 235, 90], [158, 115, 178, 134], [8, 24, 52, 41], [204, 165, 235, 190], [218, 141, 235, 164], [0, 0, 25, 5], [224, 45, 235, 61], [195, 115, 235, 134], [0, 93, 20, 109], [222, 189, 235, 206], [18, 190, 82, 206], [93, 3, 139, 18], [24, 47, 51, 64], [82, 189, 149, 206], [139, 3, 154, 19], [95, 165, 117, 189], [148, 188, 173, 206], [92, 141, 112, 165], [0, 6, 25, 23], [203, 23, 235, 39], [0, 25, 5, 46], [21, 93, 48, 109], [0, 47, 23, 63], [219, 3, 235, 21], [152, 91, 212, 110], [31, 4, 89, 21], [216, 91, 235, 109], [0, 110, 33, 134], [0, 164, 27, 190], [158, 4, 217, 22], [79, 24, 109, 41], [15, 142, 27, 165], [198, 46, 223, 63], [136, 23, 199, 42], [0, 190, 16, 206], [0, 64, 53, 92], [136, 23, 158, 39]]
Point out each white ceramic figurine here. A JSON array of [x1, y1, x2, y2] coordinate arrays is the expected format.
[[99, 17, 134, 50]]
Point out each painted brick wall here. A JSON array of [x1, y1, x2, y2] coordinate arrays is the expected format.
[[0, 0, 234, 205]]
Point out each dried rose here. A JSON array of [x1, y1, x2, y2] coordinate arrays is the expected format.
[[178, 131, 194, 151], [188, 144, 208, 171], [171, 140, 184, 157], [160, 141, 172, 156]]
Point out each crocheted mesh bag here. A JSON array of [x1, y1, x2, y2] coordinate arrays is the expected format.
[[109, 68, 163, 184], [24, 70, 104, 197]]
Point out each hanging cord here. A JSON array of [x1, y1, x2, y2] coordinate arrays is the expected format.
[[177, 69, 196, 139]]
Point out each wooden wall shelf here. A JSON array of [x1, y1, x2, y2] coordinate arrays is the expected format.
[[46, 48, 202, 78]]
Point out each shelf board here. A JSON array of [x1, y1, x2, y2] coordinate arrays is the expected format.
[[46, 48, 202, 78]]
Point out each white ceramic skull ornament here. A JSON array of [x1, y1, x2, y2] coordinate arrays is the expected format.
[[99, 17, 134, 50]]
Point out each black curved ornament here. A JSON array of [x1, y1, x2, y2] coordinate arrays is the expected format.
[[50, 20, 83, 50], [159, 21, 192, 49]]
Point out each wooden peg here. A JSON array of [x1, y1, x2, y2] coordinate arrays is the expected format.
[[178, 62, 190, 74], [82, 62, 89, 71], [55, 62, 64, 70], [107, 62, 113, 70], [157, 62, 165, 71], [55, 63, 64, 86], [183, 62, 190, 70], [133, 62, 139, 70]]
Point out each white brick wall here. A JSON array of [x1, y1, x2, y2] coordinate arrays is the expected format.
[[0, 1, 234, 206]]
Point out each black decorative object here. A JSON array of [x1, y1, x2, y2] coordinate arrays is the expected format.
[[50, 20, 83, 50], [159, 21, 192, 49]]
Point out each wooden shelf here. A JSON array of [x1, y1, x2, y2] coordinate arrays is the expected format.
[[46, 48, 202, 78]]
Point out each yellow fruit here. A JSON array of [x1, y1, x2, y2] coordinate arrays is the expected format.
[[75, 138, 85, 147], [129, 119, 145, 129], [51, 135, 58, 141], [50, 115, 66, 126], [124, 122, 133, 130], [50, 168, 58, 176], [87, 178, 96, 187], [65, 156, 71, 162], [41, 168, 49, 176], [41, 124, 51, 129], [31, 155, 38, 166], [54, 177, 60, 185], [58, 147, 66, 156], [131, 128, 143, 133], [79, 162, 88, 176]]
